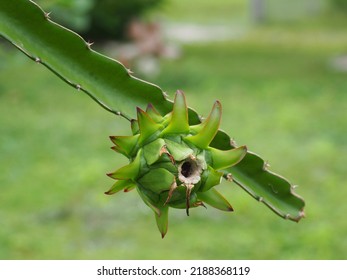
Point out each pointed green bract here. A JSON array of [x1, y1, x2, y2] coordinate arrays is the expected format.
[[199, 166, 223, 192], [124, 184, 136, 192], [155, 206, 169, 238], [110, 135, 139, 157], [162, 90, 189, 135], [184, 101, 222, 149], [108, 150, 142, 180], [189, 123, 204, 135], [197, 189, 233, 211], [146, 103, 163, 123], [137, 108, 162, 144], [209, 145, 247, 170], [105, 179, 135, 195], [110, 145, 124, 155], [131, 119, 139, 135]]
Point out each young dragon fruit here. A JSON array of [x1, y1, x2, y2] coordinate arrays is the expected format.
[[105, 90, 247, 237]]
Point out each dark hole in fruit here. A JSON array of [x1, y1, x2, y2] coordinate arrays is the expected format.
[[181, 161, 193, 178]]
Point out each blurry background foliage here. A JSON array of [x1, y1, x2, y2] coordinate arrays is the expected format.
[[1, 0, 347, 259], [35, 0, 347, 39], [331, 0, 347, 11], [35, 0, 165, 40]]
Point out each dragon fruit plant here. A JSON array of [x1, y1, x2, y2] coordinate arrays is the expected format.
[[0, 0, 305, 238]]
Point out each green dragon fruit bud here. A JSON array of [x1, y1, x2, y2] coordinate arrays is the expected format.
[[106, 90, 247, 238]]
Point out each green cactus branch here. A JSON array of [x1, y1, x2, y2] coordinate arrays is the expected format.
[[0, 0, 305, 236], [0, 0, 173, 120]]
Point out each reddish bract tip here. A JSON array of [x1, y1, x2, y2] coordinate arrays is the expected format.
[[106, 172, 114, 178], [136, 106, 145, 114]]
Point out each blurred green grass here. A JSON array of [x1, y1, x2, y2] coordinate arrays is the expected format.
[[1, 1, 347, 259]]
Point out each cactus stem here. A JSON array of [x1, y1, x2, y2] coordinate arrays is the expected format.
[[268, 183, 279, 194]]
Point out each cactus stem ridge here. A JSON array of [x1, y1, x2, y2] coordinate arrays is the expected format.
[[263, 160, 270, 171]]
